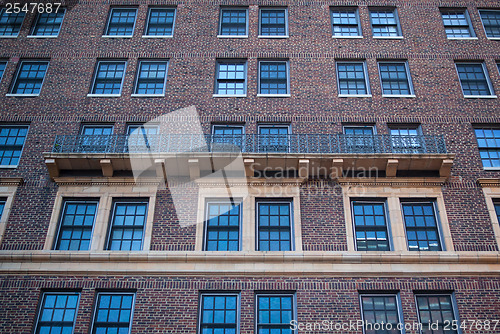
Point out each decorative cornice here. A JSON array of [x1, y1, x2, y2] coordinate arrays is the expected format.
[[0, 177, 24, 186], [53, 177, 163, 187], [337, 177, 448, 187], [478, 178, 500, 187]]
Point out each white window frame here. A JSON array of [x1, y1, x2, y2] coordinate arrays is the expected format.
[[255, 293, 297, 334], [142, 7, 177, 38], [258, 7, 289, 38], [218, 7, 249, 38], [256, 200, 294, 251], [479, 9, 500, 40], [336, 60, 371, 97], [90, 292, 136, 334], [455, 62, 497, 99], [203, 200, 242, 251], [105, 199, 149, 251], [359, 293, 405, 334], [257, 60, 291, 97], [377, 60, 416, 97], [103, 7, 138, 38], [351, 200, 393, 251], [0, 8, 25, 38], [213, 60, 247, 97], [131, 59, 169, 97], [28, 8, 66, 38], [440, 8, 477, 40], [88, 60, 127, 97], [7, 60, 49, 97], [330, 7, 362, 38], [34, 292, 80, 334], [414, 292, 462, 334], [369, 7, 403, 39], [198, 292, 241, 334]]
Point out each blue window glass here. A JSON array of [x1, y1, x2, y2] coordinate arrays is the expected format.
[[205, 203, 241, 251], [145, 7, 175, 36], [79, 125, 113, 153], [260, 8, 287, 36], [0, 61, 6, 81], [55, 200, 98, 250], [331, 8, 361, 37], [337, 62, 369, 95], [441, 9, 474, 38], [0, 125, 28, 166], [475, 128, 500, 168], [259, 61, 289, 95], [216, 61, 246, 95], [212, 125, 244, 152], [257, 294, 294, 334], [91, 61, 126, 95], [105, 8, 137, 36], [107, 201, 148, 251], [456, 63, 494, 96], [35, 293, 79, 334], [479, 10, 500, 38], [199, 294, 238, 334], [92, 293, 134, 334], [135, 61, 168, 95], [258, 126, 289, 153], [402, 202, 442, 251], [257, 202, 292, 251], [352, 202, 390, 251], [31, 9, 66, 36], [0, 9, 25, 36], [11, 61, 49, 95], [219, 9, 247, 36], [378, 62, 413, 95], [370, 9, 401, 37]]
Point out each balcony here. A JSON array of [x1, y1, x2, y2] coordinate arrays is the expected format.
[[44, 134, 454, 179]]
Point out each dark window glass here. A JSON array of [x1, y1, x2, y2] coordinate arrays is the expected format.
[[0, 9, 25, 36], [31, 9, 66, 36], [480, 10, 500, 38], [256, 294, 294, 334], [0, 125, 28, 166], [199, 294, 238, 334], [216, 62, 246, 95], [107, 201, 147, 251], [92, 293, 134, 334], [495, 203, 500, 223], [205, 203, 241, 251], [379, 62, 412, 95], [474, 128, 500, 168], [91, 61, 126, 95], [257, 202, 292, 251], [402, 202, 442, 251], [0, 61, 6, 81], [105, 8, 137, 36], [258, 126, 289, 153], [219, 9, 247, 36], [35, 293, 79, 334], [342, 126, 375, 153], [331, 8, 361, 37], [370, 9, 401, 37], [259, 61, 288, 95], [416, 295, 459, 334], [353, 202, 390, 251], [55, 200, 98, 251], [212, 125, 244, 151], [135, 61, 168, 95], [145, 8, 175, 36], [441, 9, 474, 38], [79, 125, 113, 153], [11, 61, 49, 95], [361, 295, 402, 334], [260, 9, 287, 36], [390, 127, 423, 154], [337, 62, 369, 95], [0, 199, 5, 218], [456, 63, 494, 96]]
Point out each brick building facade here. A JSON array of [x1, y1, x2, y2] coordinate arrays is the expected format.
[[0, 0, 499, 333]]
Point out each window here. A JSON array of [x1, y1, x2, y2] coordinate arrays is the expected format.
[[352, 201, 391, 251], [215, 61, 247, 96], [331, 7, 361, 37], [90, 60, 127, 96], [79, 125, 113, 153], [127, 124, 159, 152], [204, 202, 241, 251], [144, 7, 176, 37], [133, 60, 168, 96], [10, 60, 49, 95], [219, 8, 248, 37], [107, 201, 148, 251], [474, 127, 500, 169], [402, 202, 442, 251], [390, 126, 423, 154], [198, 293, 239, 334], [104, 8, 137, 36], [256, 293, 295, 334], [0, 199, 5, 218], [479, 10, 500, 38], [455, 63, 495, 97], [258, 61, 289, 95], [0, 125, 28, 167], [259, 8, 288, 37], [0, 61, 6, 81], [370, 8, 402, 37], [342, 126, 376, 153], [440, 9, 475, 38], [54, 200, 98, 250], [258, 125, 289, 153], [212, 125, 244, 151], [34, 292, 80, 334], [415, 294, 460, 334], [91, 293, 135, 334], [30, 9, 66, 37], [127, 124, 158, 136], [495, 202, 500, 223], [0, 9, 25, 37], [257, 201, 293, 251], [378, 61, 414, 96], [360, 294, 403, 334], [336, 61, 370, 96]]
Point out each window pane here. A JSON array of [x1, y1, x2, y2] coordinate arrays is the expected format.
[[92, 61, 126, 95], [402, 203, 442, 251], [55, 200, 98, 250], [92, 293, 134, 334], [216, 62, 246, 95], [258, 203, 292, 251], [474, 127, 500, 168], [416, 295, 458, 334], [378, 62, 412, 95], [0, 9, 25, 36], [390, 127, 423, 153], [145, 8, 175, 36], [441, 9, 473, 38], [456, 63, 493, 96], [11, 61, 49, 95], [135, 61, 168, 95], [260, 9, 287, 36], [105, 8, 137, 36], [257, 295, 294, 333], [337, 62, 368, 95], [361, 295, 401, 332], [370, 9, 401, 37], [259, 61, 288, 95], [107, 202, 147, 250], [32, 9, 66, 36], [480, 10, 500, 38], [212, 126, 244, 152], [35, 293, 79, 334], [205, 203, 241, 251], [353, 202, 390, 251], [220, 9, 247, 36], [331, 8, 360, 36], [199, 294, 238, 333], [0, 125, 28, 166]]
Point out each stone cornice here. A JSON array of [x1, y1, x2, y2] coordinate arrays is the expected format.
[[337, 177, 447, 187], [53, 177, 163, 186], [0, 177, 24, 186], [478, 178, 500, 187]]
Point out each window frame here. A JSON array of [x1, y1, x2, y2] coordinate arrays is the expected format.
[[257, 124, 291, 153], [143, 6, 177, 38], [203, 200, 242, 251], [359, 292, 404, 334], [218, 7, 249, 38], [330, 7, 362, 38], [255, 292, 297, 334], [369, 7, 403, 38], [455, 62, 496, 98], [389, 124, 425, 154], [28, 8, 66, 38], [132, 59, 169, 97], [440, 8, 476, 39], [103, 7, 138, 37], [90, 292, 136, 334], [214, 60, 248, 97], [88, 60, 127, 97], [7, 60, 49, 97], [258, 7, 289, 38], [0, 8, 25, 38], [336, 60, 371, 97], [377, 60, 415, 97], [105, 199, 149, 251], [479, 9, 500, 39], [34, 291, 80, 334], [351, 200, 393, 251], [400, 200, 445, 252], [256, 199, 294, 251], [0, 124, 29, 168], [473, 126, 500, 170], [257, 60, 291, 97], [414, 292, 461, 334], [0, 61, 6, 82], [198, 292, 241, 334]]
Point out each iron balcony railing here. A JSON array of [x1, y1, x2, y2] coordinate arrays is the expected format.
[[52, 134, 447, 154]]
